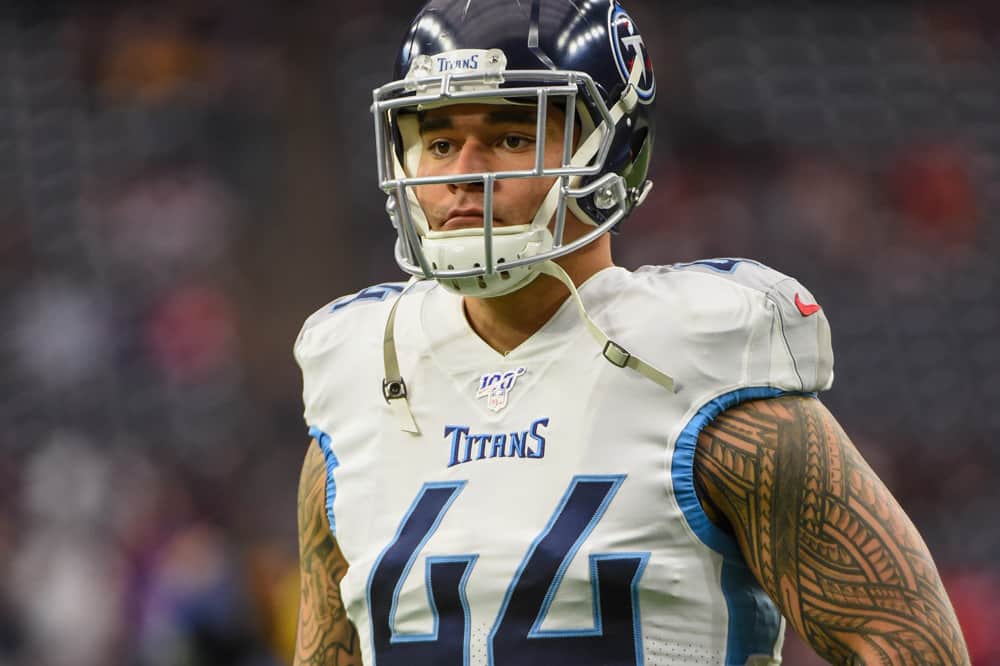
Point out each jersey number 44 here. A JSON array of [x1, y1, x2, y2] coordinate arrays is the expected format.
[[367, 475, 648, 665]]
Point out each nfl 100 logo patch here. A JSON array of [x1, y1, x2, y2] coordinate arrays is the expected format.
[[476, 367, 527, 412]]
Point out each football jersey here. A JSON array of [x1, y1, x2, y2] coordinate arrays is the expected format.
[[294, 259, 834, 666]]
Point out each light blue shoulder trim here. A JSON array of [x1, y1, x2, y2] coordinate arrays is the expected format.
[[308, 425, 339, 537], [672, 387, 812, 664], [673, 387, 786, 558]]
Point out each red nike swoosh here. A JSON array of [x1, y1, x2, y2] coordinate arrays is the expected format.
[[795, 293, 821, 317]]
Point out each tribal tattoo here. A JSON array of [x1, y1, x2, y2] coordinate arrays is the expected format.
[[695, 395, 969, 665], [294, 441, 363, 666]]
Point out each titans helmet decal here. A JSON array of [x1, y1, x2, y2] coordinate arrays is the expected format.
[[608, 3, 655, 104]]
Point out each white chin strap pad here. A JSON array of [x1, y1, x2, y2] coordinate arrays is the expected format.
[[422, 228, 551, 297]]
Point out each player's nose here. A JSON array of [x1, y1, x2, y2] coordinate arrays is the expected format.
[[448, 139, 489, 192]]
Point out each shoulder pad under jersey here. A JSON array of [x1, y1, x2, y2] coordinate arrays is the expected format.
[[669, 258, 834, 393], [293, 281, 411, 428]]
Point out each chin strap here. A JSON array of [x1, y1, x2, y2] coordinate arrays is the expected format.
[[383, 279, 422, 434], [537, 261, 676, 393], [529, 54, 645, 229]]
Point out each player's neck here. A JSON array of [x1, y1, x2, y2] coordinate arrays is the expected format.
[[462, 237, 613, 356]]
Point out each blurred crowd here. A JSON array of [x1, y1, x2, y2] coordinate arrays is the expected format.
[[1, 1, 998, 664]]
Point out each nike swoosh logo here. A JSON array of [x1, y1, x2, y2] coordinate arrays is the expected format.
[[795, 293, 821, 317]]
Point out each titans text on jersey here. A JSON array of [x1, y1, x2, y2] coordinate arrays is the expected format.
[[444, 418, 549, 468]]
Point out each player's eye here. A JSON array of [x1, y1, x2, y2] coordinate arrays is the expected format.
[[500, 134, 534, 151], [427, 139, 454, 157]]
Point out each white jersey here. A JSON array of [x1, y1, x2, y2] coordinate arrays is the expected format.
[[294, 259, 834, 666]]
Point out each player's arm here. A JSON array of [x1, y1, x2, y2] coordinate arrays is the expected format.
[[294, 439, 363, 666], [694, 395, 969, 665]]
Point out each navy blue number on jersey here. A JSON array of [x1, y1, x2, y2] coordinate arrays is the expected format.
[[330, 283, 405, 313], [367, 476, 648, 666], [367, 482, 476, 665], [489, 476, 648, 665], [673, 258, 745, 273]]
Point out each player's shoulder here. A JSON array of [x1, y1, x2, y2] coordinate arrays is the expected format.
[[299, 281, 409, 335], [626, 257, 833, 392], [294, 280, 427, 361], [634, 257, 800, 296], [629, 257, 825, 325]]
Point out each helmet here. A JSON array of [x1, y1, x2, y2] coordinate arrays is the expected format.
[[372, 0, 656, 297]]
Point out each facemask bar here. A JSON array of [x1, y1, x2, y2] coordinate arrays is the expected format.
[[372, 69, 622, 280], [373, 71, 613, 187]]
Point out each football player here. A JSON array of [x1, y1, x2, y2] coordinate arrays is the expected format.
[[293, 1, 970, 664]]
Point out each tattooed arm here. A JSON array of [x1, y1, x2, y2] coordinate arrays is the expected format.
[[694, 395, 969, 665], [294, 440, 363, 666]]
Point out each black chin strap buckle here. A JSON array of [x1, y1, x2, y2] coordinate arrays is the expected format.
[[382, 377, 408, 402]]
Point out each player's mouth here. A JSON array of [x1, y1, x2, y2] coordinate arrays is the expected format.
[[441, 209, 501, 231]]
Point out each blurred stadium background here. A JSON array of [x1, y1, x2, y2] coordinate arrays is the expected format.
[[1, 1, 998, 664]]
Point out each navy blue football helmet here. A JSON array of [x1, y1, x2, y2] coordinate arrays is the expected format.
[[372, 0, 656, 296]]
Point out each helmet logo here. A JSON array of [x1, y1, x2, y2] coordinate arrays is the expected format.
[[609, 5, 655, 103]]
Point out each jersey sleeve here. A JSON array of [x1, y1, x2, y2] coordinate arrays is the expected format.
[[292, 282, 408, 431], [293, 300, 342, 432], [759, 272, 834, 393], [669, 259, 834, 393]]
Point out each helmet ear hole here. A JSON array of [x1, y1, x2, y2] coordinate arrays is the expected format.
[[626, 127, 652, 193], [629, 127, 649, 164]]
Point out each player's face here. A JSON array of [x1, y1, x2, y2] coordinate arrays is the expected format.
[[414, 103, 568, 231]]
